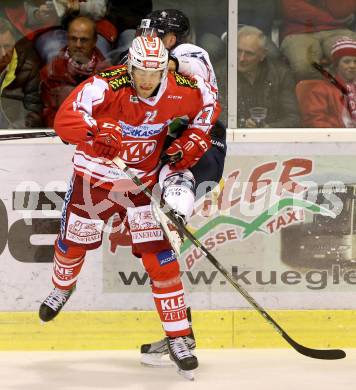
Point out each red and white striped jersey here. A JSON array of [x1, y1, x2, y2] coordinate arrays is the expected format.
[[54, 65, 221, 188]]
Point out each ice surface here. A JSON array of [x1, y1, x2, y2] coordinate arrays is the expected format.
[[0, 349, 354, 390]]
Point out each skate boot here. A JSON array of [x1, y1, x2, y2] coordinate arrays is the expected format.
[[167, 336, 198, 381], [39, 287, 75, 322], [140, 307, 196, 367]]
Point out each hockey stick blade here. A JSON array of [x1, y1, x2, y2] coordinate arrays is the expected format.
[[112, 156, 346, 360], [0, 131, 57, 141], [284, 332, 346, 360]]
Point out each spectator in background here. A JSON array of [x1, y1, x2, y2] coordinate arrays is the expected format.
[[297, 37, 356, 127], [0, 1, 55, 37], [30, 0, 115, 63], [25, 1, 59, 29], [280, 0, 356, 80], [0, 1, 115, 64], [40, 16, 109, 127], [0, 17, 42, 128], [237, 26, 300, 128]]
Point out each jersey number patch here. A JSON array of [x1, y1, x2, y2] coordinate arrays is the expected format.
[[196, 107, 214, 125], [144, 110, 158, 123]]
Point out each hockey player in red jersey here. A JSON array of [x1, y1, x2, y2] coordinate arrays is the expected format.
[[136, 9, 227, 368], [39, 35, 221, 379]]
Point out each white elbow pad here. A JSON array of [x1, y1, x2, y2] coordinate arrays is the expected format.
[[159, 165, 195, 221]]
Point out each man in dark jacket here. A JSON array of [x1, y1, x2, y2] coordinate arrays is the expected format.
[[0, 17, 42, 128], [237, 25, 300, 128]]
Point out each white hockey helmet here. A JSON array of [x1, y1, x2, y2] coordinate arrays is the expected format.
[[128, 36, 169, 78]]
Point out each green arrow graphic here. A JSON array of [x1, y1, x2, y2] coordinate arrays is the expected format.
[[180, 198, 336, 254]]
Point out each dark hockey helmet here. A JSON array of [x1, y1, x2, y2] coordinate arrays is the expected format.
[[138, 9, 190, 44]]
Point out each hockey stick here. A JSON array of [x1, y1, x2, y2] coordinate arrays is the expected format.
[[112, 155, 346, 360], [312, 62, 348, 95], [0, 130, 57, 141], [312, 62, 356, 121], [152, 202, 182, 255]]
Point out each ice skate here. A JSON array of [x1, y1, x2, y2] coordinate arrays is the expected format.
[[140, 338, 175, 367], [167, 336, 198, 381], [39, 287, 75, 322], [141, 332, 196, 367], [140, 307, 195, 367]]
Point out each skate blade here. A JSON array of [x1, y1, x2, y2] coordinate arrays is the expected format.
[[177, 368, 195, 381], [141, 353, 175, 368]]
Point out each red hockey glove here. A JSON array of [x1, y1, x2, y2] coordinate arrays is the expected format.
[[165, 128, 211, 169], [92, 118, 122, 159]]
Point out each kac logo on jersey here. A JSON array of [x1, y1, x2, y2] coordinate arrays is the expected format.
[[120, 140, 157, 163]]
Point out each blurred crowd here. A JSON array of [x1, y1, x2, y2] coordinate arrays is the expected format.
[[237, 0, 356, 128], [0, 0, 229, 129], [0, 0, 153, 128], [1, 0, 356, 129]]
